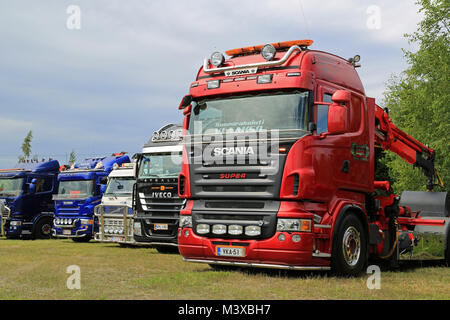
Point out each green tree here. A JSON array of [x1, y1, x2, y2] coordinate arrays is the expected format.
[[69, 150, 76, 165], [19, 130, 33, 162], [382, 0, 449, 193]]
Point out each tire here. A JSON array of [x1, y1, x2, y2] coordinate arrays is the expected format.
[[72, 235, 92, 243], [33, 218, 53, 239], [331, 213, 368, 276]]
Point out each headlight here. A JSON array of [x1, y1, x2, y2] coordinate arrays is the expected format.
[[80, 218, 90, 225], [210, 52, 225, 67], [261, 44, 276, 61], [11, 220, 22, 226], [212, 224, 227, 235], [228, 225, 243, 235], [68, 218, 73, 225], [180, 215, 192, 228], [276, 219, 311, 232], [64, 218, 68, 224], [133, 222, 142, 236], [245, 225, 261, 236], [196, 224, 210, 234]]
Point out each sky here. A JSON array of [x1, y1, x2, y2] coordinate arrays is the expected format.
[[0, 0, 423, 168]]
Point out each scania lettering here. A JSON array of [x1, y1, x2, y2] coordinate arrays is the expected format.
[[177, 40, 449, 275], [133, 124, 185, 252], [52, 153, 130, 242]]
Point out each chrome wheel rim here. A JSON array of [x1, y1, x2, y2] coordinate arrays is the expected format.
[[42, 224, 52, 235], [342, 226, 361, 266]]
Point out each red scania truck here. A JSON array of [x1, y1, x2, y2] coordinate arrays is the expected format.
[[176, 40, 449, 276]]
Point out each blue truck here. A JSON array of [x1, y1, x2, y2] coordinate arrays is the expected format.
[[52, 153, 130, 242], [0, 159, 60, 239]]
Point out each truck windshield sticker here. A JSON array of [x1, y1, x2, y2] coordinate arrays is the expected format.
[[190, 92, 310, 137]]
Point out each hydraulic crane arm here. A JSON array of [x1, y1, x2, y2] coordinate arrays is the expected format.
[[374, 105, 443, 191]]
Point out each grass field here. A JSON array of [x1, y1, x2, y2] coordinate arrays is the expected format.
[[0, 238, 449, 300]]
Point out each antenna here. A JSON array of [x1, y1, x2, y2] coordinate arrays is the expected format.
[[298, 0, 311, 39]]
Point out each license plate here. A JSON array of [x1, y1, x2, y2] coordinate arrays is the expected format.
[[215, 246, 245, 257], [154, 224, 168, 230], [63, 229, 71, 235], [224, 67, 258, 77], [111, 236, 123, 242]]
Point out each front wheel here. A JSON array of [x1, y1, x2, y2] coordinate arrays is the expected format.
[[33, 218, 53, 239], [331, 213, 367, 276]]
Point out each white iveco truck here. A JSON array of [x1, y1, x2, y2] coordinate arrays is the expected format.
[[94, 163, 136, 245]]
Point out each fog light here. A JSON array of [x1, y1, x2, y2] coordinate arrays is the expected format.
[[278, 233, 285, 241], [245, 225, 261, 236], [212, 224, 227, 235], [196, 224, 210, 234], [210, 52, 225, 67], [228, 225, 243, 235], [261, 44, 276, 61], [292, 234, 301, 243]]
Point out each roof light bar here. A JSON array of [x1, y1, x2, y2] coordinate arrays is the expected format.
[[203, 44, 306, 74]]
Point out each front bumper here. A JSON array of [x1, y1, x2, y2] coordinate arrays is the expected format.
[[178, 228, 330, 269], [133, 217, 178, 246], [53, 219, 96, 238], [2, 219, 33, 237]]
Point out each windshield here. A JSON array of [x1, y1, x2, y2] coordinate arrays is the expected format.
[[104, 177, 134, 196], [138, 152, 182, 179], [0, 178, 24, 197], [54, 180, 94, 199], [189, 91, 310, 138]]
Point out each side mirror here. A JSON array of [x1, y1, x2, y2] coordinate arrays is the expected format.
[[331, 90, 351, 104], [28, 179, 37, 194], [133, 153, 143, 178], [327, 90, 349, 134], [178, 94, 192, 110]]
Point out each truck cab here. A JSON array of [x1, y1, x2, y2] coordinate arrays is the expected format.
[[52, 153, 130, 242], [0, 159, 60, 239], [133, 124, 184, 252], [94, 163, 136, 245], [177, 40, 449, 275]]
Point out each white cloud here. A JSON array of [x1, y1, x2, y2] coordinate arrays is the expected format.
[[0, 0, 424, 167]]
